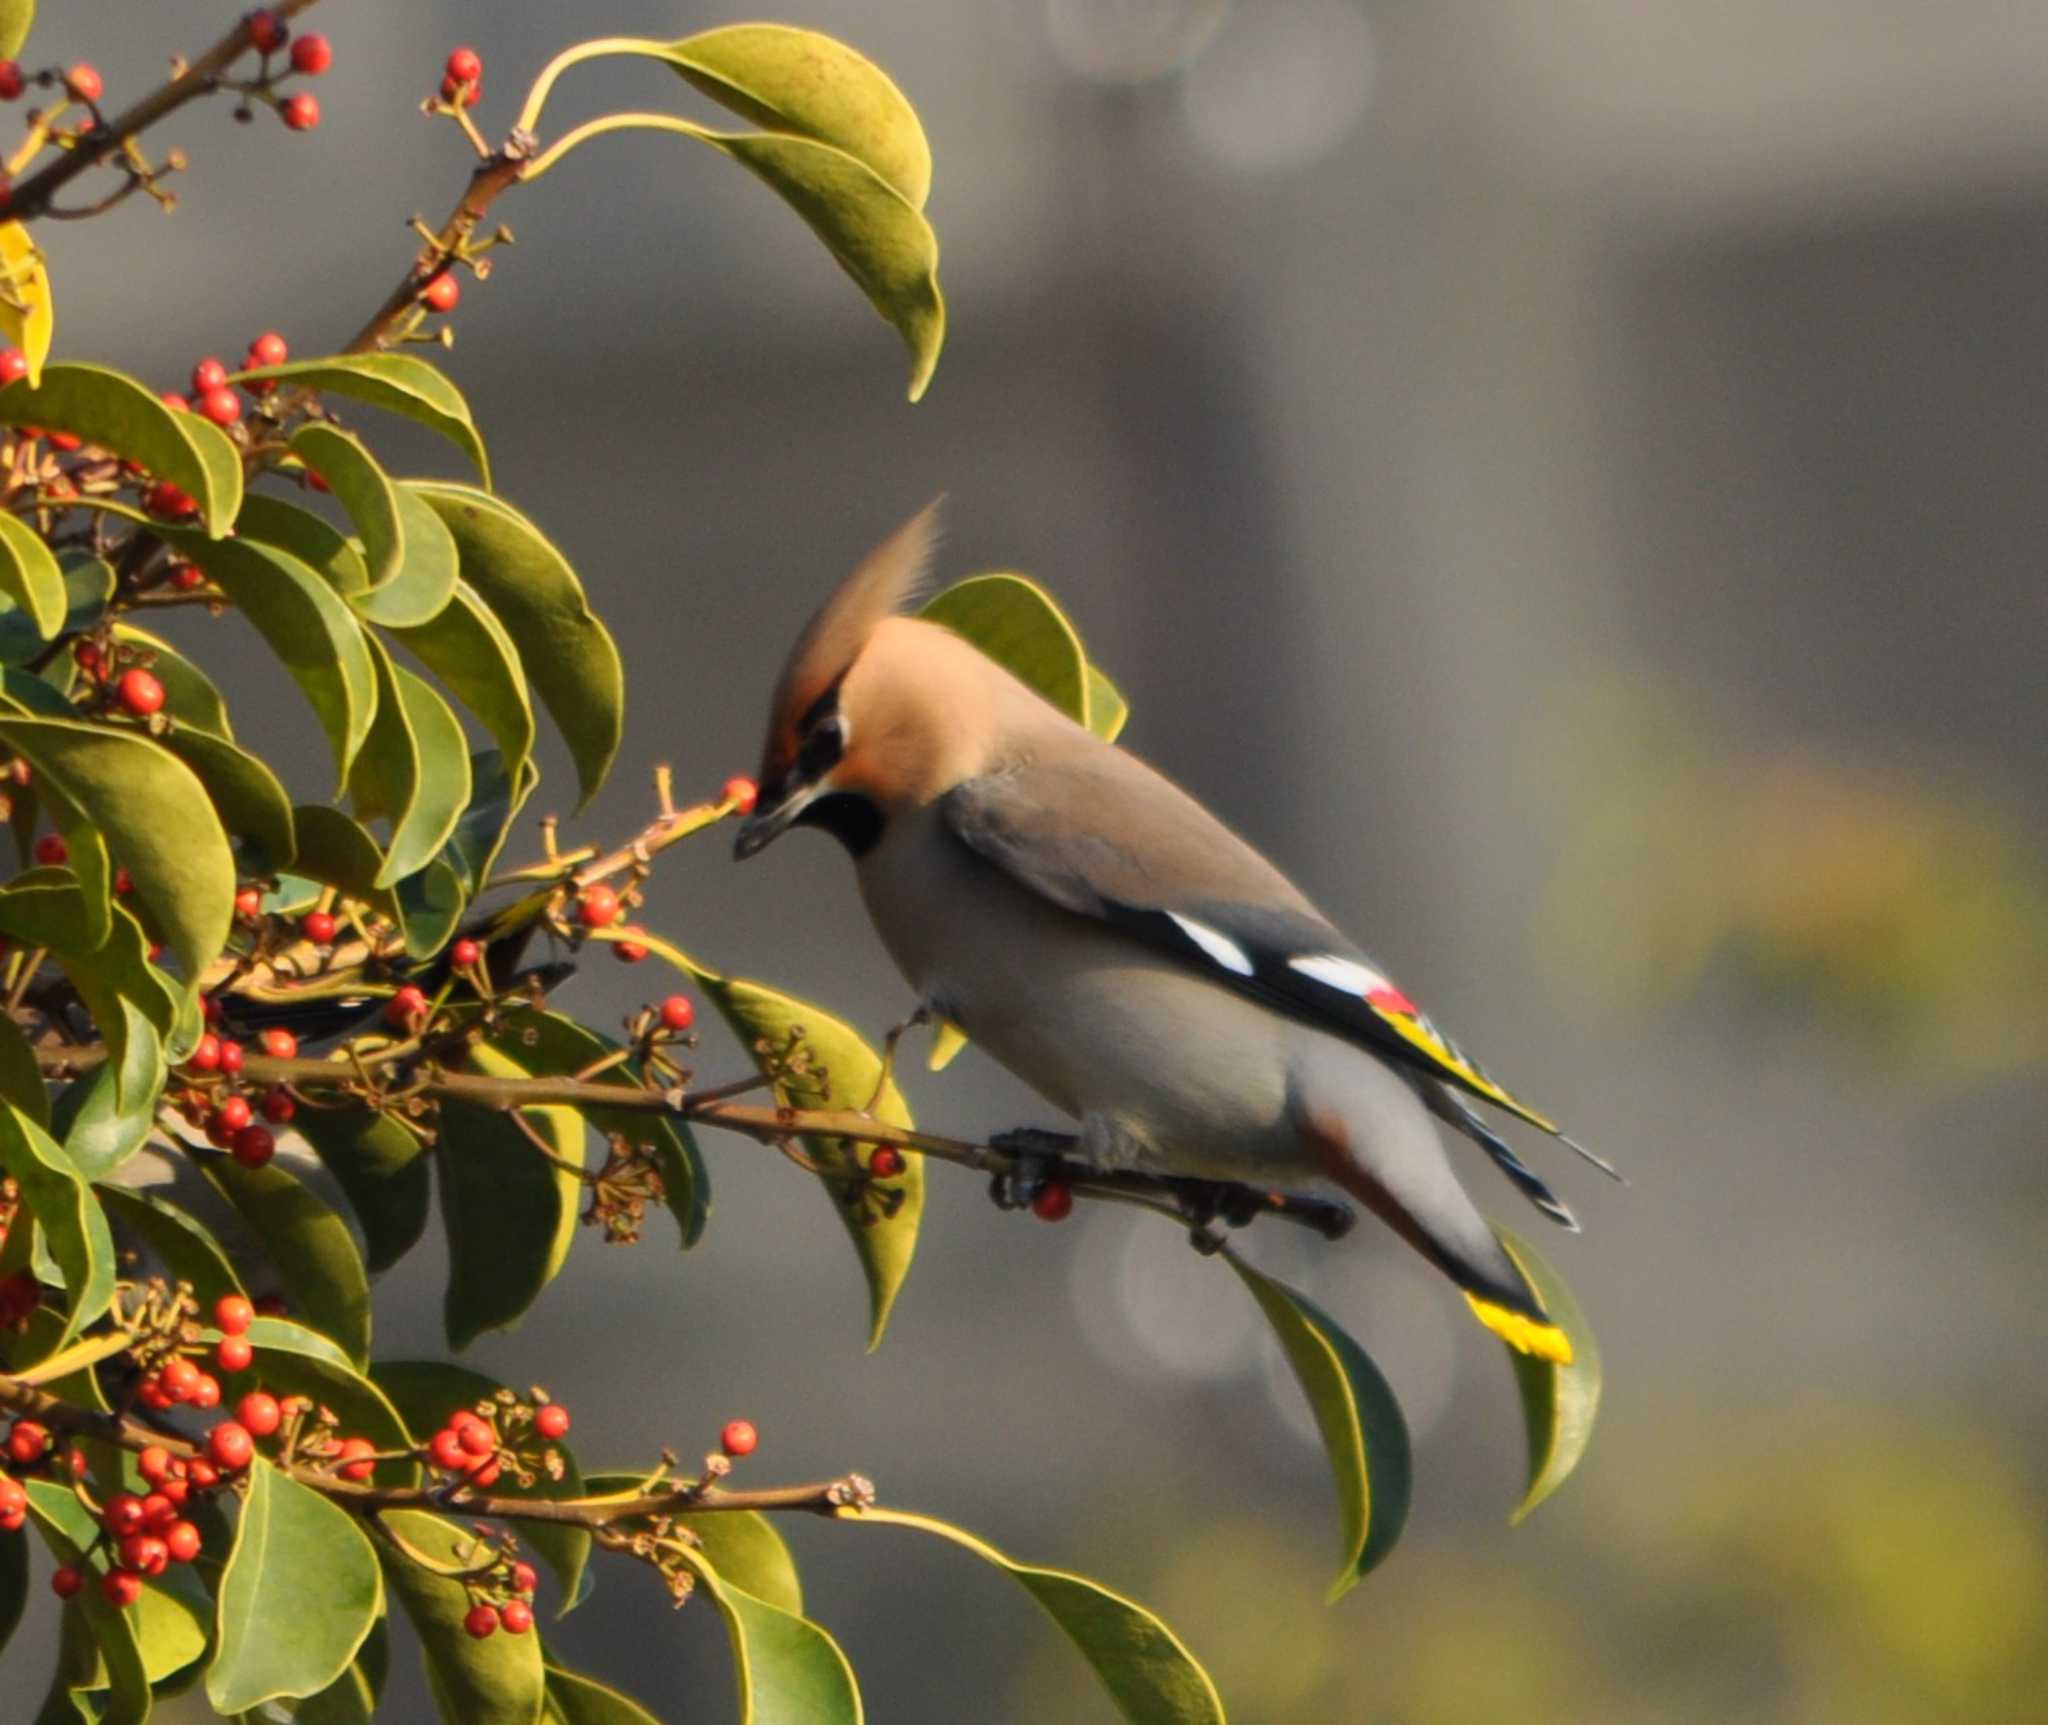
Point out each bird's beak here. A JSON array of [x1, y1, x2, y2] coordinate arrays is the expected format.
[[733, 780, 819, 860]]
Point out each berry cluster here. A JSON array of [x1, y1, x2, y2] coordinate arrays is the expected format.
[[176, 1030, 282, 1167], [68, 634, 168, 722], [441, 46, 484, 110], [241, 10, 332, 133]]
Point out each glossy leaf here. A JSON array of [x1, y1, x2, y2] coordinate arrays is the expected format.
[[0, 714, 235, 982], [679, 1509, 803, 1616], [680, 1545, 863, 1725], [1087, 664, 1130, 743], [96, 1183, 243, 1306], [0, 549, 109, 666], [442, 749, 537, 896], [922, 573, 1089, 725], [202, 1155, 372, 1365], [386, 579, 535, 778], [158, 529, 378, 790], [0, 361, 241, 534], [0, 220, 53, 386], [1225, 1250, 1411, 1596], [543, 1663, 663, 1725], [239, 1315, 416, 1485], [437, 1040, 584, 1349], [232, 354, 490, 482], [349, 636, 472, 886], [1497, 1227, 1602, 1522], [0, 883, 178, 1096], [0, 511, 65, 639], [663, 24, 931, 206], [0, 662, 73, 715], [354, 482, 460, 628], [292, 423, 401, 586], [293, 1104, 431, 1274], [208, 1457, 383, 1714], [289, 1619, 388, 1725], [111, 625, 231, 737], [396, 853, 467, 959], [287, 802, 404, 925], [54, 1009, 160, 1178], [374, 1359, 588, 1606], [413, 484, 622, 808], [844, 1506, 1224, 1725], [0, 1008, 46, 1125], [618, 932, 919, 1347], [25, 1481, 151, 1725], [381, 1509, 546, 1725], [154, 725, 296, 873], [0, 1102, 113, 1348], [237, 491, 371, 597]]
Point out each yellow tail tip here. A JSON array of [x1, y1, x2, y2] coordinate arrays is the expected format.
[[1466, 1295, 1574, 1365]]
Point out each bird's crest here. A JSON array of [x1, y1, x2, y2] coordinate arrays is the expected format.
[[762, 499, 942, 779]]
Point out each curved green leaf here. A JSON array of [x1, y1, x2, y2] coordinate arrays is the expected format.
[[0, 714, 235, 982], [96, 1182, 243, 1306], [1224, 1250, 1411, 1596], [111, 625, 231, 738], [293, 1103, 431, 1274], [0, 1102, 113, 1348], [286, 801, 403, 924], [1087, 665, 1130, 743], [443, 749, 537, 896], [611, 931, 918, 1347], [374, 1359, 588, 1608], [922, 573, 1090, 725], [349, 637, 471, 887], [238, 1314, 417, 1486], [412, 485, 621, 809], [159, 529, 378, 791], [0, 361, 242, 534], [355, 483, 460, 628], [202, 1154, 372, 1365], [208, 1457, 383, 1714], [386, 579, 535, 779], [291, 423, 401, 587], [0, 511, 65, 640], [0, 1008, 47, 1126], [397, 853, 467, 960], [236, 492, 371, 597], [663, 24, 931, 207], [53, 1008, 159, 1178], [0, 549, 109, 666], [230, 354, 490, 484], [843, 1506, 1223, 1725], [543, 1663, 663, 1725], [680, 1545, 863, 1725], [154, 725, 296, 873], [380, 1509, 545, 1725], [1496, 1227, 1602, 1522], [25, 1481, 151, 1725], [678, 1509, 802, 1617], [0, 662, 74, 715], [291, 1620, 388, 1725], [0, 877, 177, 1041]]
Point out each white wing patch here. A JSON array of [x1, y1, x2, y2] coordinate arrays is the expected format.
[[1168, 913, 1255, 976], [1288, 953, 1392, 999]]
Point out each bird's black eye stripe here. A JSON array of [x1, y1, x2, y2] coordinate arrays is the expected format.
[[798, 713, 845, 777]]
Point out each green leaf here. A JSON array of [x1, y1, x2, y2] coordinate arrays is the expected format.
[[96, 1183, 243, 1306], [380, 1510, 545, 1725], [0, 883, 178, 1090], [0, 361, 242, 534], [208, 1457, 383, 1714], [238, 1315, 416, 1486], [0, 550, 109, 667], [0, 4, 29, 65], [0, 662, 75, 715], [348, 636, 471, 886], [286, 1618, 388, 1725], [373, 1359, 588, 1607], [355, 483, 460, 629], [158, 529, 378, 791], [25, 1480, 151, 1725], [1087, 664, 1130, 743], [543, 1664, 663, 1725], [411, 485, 622, 809], [153, 726, 296, 874], [0, 715, 235, 982], [680, 1545, 863, 1725], [396, 854, 467, 960], [0, 511, 66, 640], [441, 749, 536, 896], [579, 1469, 801, 1616], [290, 424, 401, 588], [236, 492, 371, 598], [0, 1102, 113, 1348], [663, 24, 932, 207], [844, 1506, 1223, 1725], [286, 803, 403, 924], [1496, 1227, 1602, 1523], [0, 220, 52, 387], [609, 935, 918, 1346], [437, 1040, 584, 1349], [231, 354, 490, 484], [294, 1103, 430, 1274], [1224, 1250, 1411, 1596], [111, 625, 232, 737], [202, 1155, 372, 1366], [385, 579, 535, 779], [921, 574, 1089, 725], [55, 1011, 161, 1178], [0, 1007, 48, 1126]]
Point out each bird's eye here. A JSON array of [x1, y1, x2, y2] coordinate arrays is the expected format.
[[797, 714, 846, 778]]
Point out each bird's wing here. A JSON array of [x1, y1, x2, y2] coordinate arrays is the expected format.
[[940, 749, 1591, 1150]]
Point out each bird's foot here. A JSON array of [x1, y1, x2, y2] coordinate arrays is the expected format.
[[1166, 1178, 1357, 1246], [987, 1128, 1080, 1210]]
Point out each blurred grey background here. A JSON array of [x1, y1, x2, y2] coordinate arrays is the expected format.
[[25, 1, 2047, 1719]]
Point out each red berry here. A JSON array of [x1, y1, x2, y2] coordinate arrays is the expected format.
[[33, 832, 67, 866], [113, 867, 134, 895], [446, 47, 483, 84], [219, 1039, 245, 1075], [261, 1086, 296, 1124], [259, 1027, 298, 1059], [170, 562, 205, 590], [213, 1095, 253, 1134], [6, 1419, 47, 1465], [189, 1033, 223, 1073], [191, 356, 228, 394], [722, 776, 759, 814], [0, 347, 25, 385], [47, 430, 81, 453], [192, 1375, 220, 1413], [236, 1392, 281, 1438], [159, 1356, 202, 1401], [65, 65, 102, 104], [464, 1602, 499, 1639], [207, 1409, 253, 1466], [612, 938, 648, 964], [720, 1419, 758, 1459], [499, 1597, 534, 1635], [421, 271, 460, 313], [146, 481, 198, 519], [50, 1564, 82, 1597], [215, 1293, 254, 1336], [302, 909, 337, 944], [119, 1534, 169, 1577], [246, 10, 288, 53], [659, 995, 695, 1033], [0, 63, 22, 102], [511, 1561, 538, 1594], [158, 1476, 190, 1508], [1031, 1180, 1075, 1222], [533, 1403, 570, 1441], [869, 1145, 905, 1179], [289, 34, 332, 76], [103, 1492, 147, 1537], [385, 985, 429, 1029], [455, 1418, 495, 1458], [66, 638, 94, 672], [102, 1568, 143, 1608], [185, 1458, 220, 1490], [439, 72, 483, 107], [469, 1458, 501, 1489], [160, 391, 190, 413], [215, 1335, 254, 1373], [451, 938, 481, 968], [281, 91, 319, 132], [247, 330, 288, 368], [164, 1519, 202, 1562], [234, 886, 262, 918], [198, 385, 241, 427], [116, 668, 165, 717], [337, 1436, 376, 1481], [429, 1429, 469, 1472], [138, 1444, 174, 1483], [141, 1491, 177, 1530], [137, 1376, 174, 1411], [575, 885, 620, 928]]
